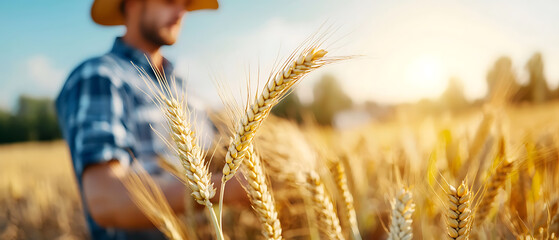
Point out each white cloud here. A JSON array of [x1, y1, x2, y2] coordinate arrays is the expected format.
[[0, 55, 66, 110], [25, 55, 65, 96]]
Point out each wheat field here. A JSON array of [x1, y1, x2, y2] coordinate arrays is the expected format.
[[1, 100, 559, 239], [0, 141, 87, 239]]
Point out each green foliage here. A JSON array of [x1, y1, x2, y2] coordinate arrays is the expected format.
[[310, 75, 352, 125], [272, 74, 353, 126], [0, 95, 61, 143], [271, 93, 304, 123]]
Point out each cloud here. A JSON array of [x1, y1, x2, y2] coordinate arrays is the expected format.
[[25, 55, 65, 96], [0, 55, 66, 110]]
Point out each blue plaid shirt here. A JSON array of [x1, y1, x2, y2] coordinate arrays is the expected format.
[[56, 37, 211, 240]]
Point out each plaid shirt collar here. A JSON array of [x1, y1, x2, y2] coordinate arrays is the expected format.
[[110, 37, 175, 77]]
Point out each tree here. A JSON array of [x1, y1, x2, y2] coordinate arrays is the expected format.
[[310, 74, 352, 125], [271, 91, 305, 123], [0, 95, 61, 143], [440, 77, 468, 111], [16, 95, 62, 141], [525, 52, 550, 103], [486, 56, 523, 103]]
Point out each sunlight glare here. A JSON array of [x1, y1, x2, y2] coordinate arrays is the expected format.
[[404, 55, 447, 97]]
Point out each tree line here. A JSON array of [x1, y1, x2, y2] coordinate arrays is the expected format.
[[275, 52, 559, 124], [0, 96, 61, 143]]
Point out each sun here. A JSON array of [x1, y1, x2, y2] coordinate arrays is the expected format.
[[404, 55, 447, 97]]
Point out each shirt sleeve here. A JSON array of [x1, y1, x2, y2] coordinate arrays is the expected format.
[[56, 68, 135, 180]]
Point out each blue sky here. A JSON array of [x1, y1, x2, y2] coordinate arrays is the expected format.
[[1, 0, 559, 111]]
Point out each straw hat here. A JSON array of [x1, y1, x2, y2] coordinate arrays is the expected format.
[[91, 0, 218, 26]]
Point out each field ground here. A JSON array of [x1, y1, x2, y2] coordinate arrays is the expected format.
[[0, 141, 86, 240]]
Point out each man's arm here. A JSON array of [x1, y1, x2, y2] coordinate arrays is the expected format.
[[83, 160, 248, 229]]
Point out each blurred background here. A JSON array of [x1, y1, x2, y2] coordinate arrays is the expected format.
[[1, 0, 559, 239], [1, 0, 559, 140]]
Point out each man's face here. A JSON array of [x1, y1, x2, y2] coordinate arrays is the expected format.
[[138, 0, 188, 46]]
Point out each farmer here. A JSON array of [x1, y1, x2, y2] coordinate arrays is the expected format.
[[56, 0, 246, 239]]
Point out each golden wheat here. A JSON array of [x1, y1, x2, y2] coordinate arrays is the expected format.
[[332, 161, 362, 240], [387, 188, 414, 240], [447, 182, 473, 240], [305, 170, 344, 240], [139, 67, 216, 206], [241, 146, 283, 239], [118, 163, 189, 240], [475, 159, 514, 225], [221, 48, 329, 183], [135, 63, 223, 239]]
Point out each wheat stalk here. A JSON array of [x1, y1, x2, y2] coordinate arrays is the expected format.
[[475, 159, 514, 225], [117, 163, 189, 240], [468, 110, 494, 162], [135, 63, 216, 206], [305, 170, 345, 240], [135, 64, 223, 239], [447, 182, 473, 240], [332, 161, 362, 240], [157, 84, 224, 240], [221, 47, 329, 183], [242, 146, 282, 239], [387, 188, 415, 240], [158, 157, 201, 239], [217, 45, 338, 229], [163, 96, 216, 205]]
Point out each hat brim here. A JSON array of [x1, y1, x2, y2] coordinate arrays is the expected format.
[[91, 0, 218, 26]]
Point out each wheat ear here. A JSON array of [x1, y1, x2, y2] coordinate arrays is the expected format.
[[475, 160, 514, 225], [447, 182, 473, 240], [242, 146, 282, 239], [118, 163, 189, 240], [221, 48, 329, 183], [158, 83, 224, 240], [135, 62, 216, 206], [305, 170, 345, 240], [163, 96, 216, 204], [135, 64, 222, 239], [387, 188, 415, 240], [332, 162, 362, 240]]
